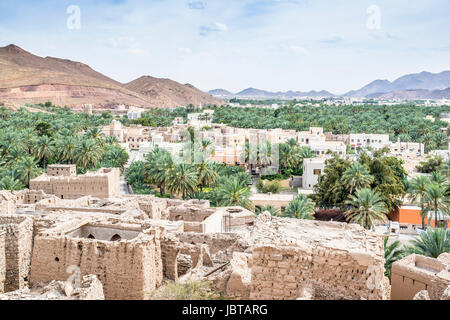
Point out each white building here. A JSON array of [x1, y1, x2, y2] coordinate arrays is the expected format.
[[302, 157, 326, 190], [349, 133, 390, 151], [127, 106, 146, 120]]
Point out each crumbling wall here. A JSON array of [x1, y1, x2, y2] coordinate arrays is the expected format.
[[30, 228, 163, 300], [249, 245, 387, 300], [174, 232, 244, 256], [0, 215, 33, 292], [161, 233, 213, 281], [226, 252, 253, 299], [138, 198, 166, 220]]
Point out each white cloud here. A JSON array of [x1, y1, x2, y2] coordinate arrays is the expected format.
[[199, 22, 228, 36], [288, 45, 309, 56]]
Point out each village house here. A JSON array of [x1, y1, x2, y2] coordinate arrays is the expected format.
[[30, 165, 120, 200]]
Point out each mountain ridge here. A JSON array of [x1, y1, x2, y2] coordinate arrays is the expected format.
[[0, 44, 221, 108], [209, 70, 450, 100]]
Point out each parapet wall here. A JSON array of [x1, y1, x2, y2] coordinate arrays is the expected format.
[[391, 253, 450, 300]]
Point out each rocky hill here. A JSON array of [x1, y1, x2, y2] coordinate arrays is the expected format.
[[0, 44, 221, 109], [124, 76, 222, 108]]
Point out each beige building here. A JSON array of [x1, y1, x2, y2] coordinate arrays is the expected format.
[[389, 139, 425, 156], [30, 165, 120, 200], [250, 193, 296, 212]]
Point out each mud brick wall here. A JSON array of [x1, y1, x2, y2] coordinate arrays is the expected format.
[[0, 216, 33, 292], [174, 232, 242, 255], [0, 233, 5, 293], [30, 231, 163, 300], [250, 245, 388, 300]]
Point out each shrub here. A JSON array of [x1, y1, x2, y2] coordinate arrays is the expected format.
[[256, 179, 282, 194]]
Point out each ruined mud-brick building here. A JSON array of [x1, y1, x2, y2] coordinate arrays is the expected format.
[[0, 215, 33, 292], [30, 218, 163, 300], [6, 189, 449, 300], [247, 213, 390, 300], [391, 253, 450, 300], [30, 165, 120, 200]]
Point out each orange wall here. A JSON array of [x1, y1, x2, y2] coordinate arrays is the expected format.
[[390, 207, 446, 228]]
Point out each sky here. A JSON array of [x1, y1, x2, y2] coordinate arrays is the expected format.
[[0, 0, 449, 94]]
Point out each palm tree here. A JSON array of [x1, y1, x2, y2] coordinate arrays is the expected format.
[[167, 163, 198, 200], [16, 156, 41, 187], [258, 141, 273, 168], [255, 205, 280, 216], [85, 127, 104, 140], [105, 135, 119, 145], [74, 138, 102, 172], [57, 136, 78, 164], [284, 194, 316, 220], [5, 145, 25, 163], [0, 174, 24, 191], [342, 162, 374, 194], [430, 171, 447, 186], [345, 188, 387, 230], [144, 148, 174, 196], [35, 135, 55, 169], [408, 175, 431, 230], [196, 161, 217, 192], [102, 146, 129, 170], [213, 177, 253, 210], [423, 183, 449, 228], [440, 159, 450, 177], [384, 237, 405, 280], [406, 228, 450, 258]]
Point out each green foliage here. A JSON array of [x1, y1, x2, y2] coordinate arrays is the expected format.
[[98, 145, 129, 170], [384, 237, 406, 280], [212, 104, 450, 152], [167, 163, 198, 200], [312, 152, 407, 213], [416, 156, 444, 174], [406, 228, 450, 258], [284, 194, 316, 220], [255, 205, 280, 216], [345, 188, 388, 230], [0, 106, 125, 191], [210, 177, 253, 210], [255, 179, 282, 194], [408, 175, 432, 229]]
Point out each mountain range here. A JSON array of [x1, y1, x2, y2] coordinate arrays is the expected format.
[[209, 71, 450, 100], [0, 44, 221, 109]]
